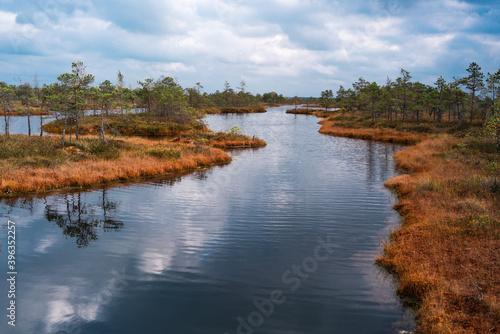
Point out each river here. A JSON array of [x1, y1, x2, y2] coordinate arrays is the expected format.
[[0, 106, 414, 333]]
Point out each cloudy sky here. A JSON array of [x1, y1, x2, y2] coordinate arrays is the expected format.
[[0, 0, 499, 96]]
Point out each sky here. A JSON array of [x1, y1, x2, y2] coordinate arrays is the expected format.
[[0, 0, 499, 96]]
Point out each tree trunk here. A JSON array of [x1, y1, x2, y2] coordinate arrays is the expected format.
[[62, 114, 67, 147], [3, 110, 9, 137], [470, 92, 474, 123], [100, 108, 107, 145], [75, 112, 79, 140], [27, 101, 31, 136], [40, 101, 44, 137]]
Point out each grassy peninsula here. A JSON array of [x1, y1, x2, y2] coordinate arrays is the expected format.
[[0, 135, 231, 196]]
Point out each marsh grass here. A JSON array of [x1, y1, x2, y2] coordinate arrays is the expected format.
[[317, 113, 487, 144], [315, 111, 500, 332], [177, 131, 267, 148], [377, 135, 500, 333], [0, 134, 230, 196]]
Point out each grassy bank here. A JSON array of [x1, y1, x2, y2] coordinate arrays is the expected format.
[[0, 135, 231, 197], [43, 114, 204, 136], [286, 108, 320, 115], [177, 131, 266, 149], [315, 114, 489, 144], [377, 136, 500, 333], [314, 112, 500, 332]]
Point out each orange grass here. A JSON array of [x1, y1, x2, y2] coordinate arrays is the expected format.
[[0, 135, 231, 196], [377, 135, 500, 333], [318, 118, 429, 144]]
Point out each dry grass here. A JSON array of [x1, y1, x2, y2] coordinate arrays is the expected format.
[[0, 134, 231, 196], [377, 135, 500, 333], [176, 131, 267, 149], [316, 111, 500, 332], [318, 118, 429, 144], [286, 108, 320, 115]]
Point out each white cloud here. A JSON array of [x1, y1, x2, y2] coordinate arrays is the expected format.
[[0, 1, 499, 95]]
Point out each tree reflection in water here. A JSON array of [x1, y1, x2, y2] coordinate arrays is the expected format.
[[44, 188, 123, 247]]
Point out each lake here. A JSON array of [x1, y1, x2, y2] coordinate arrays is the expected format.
[[0, 106, 414, 333]]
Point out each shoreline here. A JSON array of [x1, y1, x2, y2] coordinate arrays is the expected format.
[[309, 112, 500, 332], [0, 135, 239, 198], [1, 160, 231, 199], [317, 118, 430, 144]]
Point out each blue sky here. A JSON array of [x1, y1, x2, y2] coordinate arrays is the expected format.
[[0, 0, 499, 96]]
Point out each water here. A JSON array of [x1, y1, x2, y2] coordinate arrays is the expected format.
[[0, 114, 56, 135], [0, 106, 414, 333]]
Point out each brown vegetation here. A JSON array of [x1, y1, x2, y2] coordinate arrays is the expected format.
[[377, 135, 500, 333], [0, 135, 231, 197], [318, 117, 429, 144], [176, 131, 266, 149], [286, 108, 320, 115]]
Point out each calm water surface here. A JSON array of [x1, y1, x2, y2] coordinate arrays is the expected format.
[[0, 115, 56, 135], [0, 106, 414, 333]]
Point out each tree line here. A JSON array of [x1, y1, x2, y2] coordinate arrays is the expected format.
[[0, 62, 294, 143], [320, 62, 500, 127]]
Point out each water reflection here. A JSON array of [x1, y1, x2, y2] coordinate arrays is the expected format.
[[43, 190, 122, 247]]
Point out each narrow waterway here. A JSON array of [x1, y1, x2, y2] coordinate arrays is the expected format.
[[0, 106, 414, 333]]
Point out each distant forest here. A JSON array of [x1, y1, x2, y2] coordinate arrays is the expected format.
[[320, 62, 500, 126]]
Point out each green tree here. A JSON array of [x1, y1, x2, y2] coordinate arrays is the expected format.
[[450, 77, 467, 125], [364, 82, 381, 122], [98, 80, 116, 144], [434, 76, 446, 124], [57, 61, 95, 140], [484, 100, 500, 146], [15, 80, 35, 136], [137, 78, 154, 112], [320, 89, 334, 111], [465, 62, 485, 123], [396, 68, 412, 122], [0, 84, 15, 136], [486, 69, 500, 114]]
